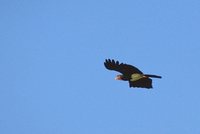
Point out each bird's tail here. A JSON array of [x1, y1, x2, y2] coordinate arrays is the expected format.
[[144, 74, 162, 78]]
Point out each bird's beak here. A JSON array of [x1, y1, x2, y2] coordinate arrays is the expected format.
[[115, 76, 121, 80]]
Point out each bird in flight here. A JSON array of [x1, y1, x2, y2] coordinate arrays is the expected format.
[[104, 59, 162, 89]]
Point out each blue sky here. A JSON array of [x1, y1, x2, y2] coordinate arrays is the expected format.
[[0, 0, 200, 133]]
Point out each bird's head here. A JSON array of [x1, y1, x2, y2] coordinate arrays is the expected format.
[[115, 74, 123, 80]]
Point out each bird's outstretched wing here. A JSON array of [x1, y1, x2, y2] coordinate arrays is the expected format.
[[129, 78, 152, 89], [104, 59, 143, 76]]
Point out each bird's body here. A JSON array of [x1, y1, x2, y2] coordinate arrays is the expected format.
[[104, 59, 161, 89]]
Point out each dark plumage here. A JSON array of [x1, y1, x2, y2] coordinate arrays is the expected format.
[[104, 59, 161, 89]]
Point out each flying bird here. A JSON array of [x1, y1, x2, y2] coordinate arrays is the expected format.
[[104, 59, 162, 89]]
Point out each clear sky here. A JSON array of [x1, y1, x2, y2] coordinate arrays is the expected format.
[[0, 0, 200, 134]]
